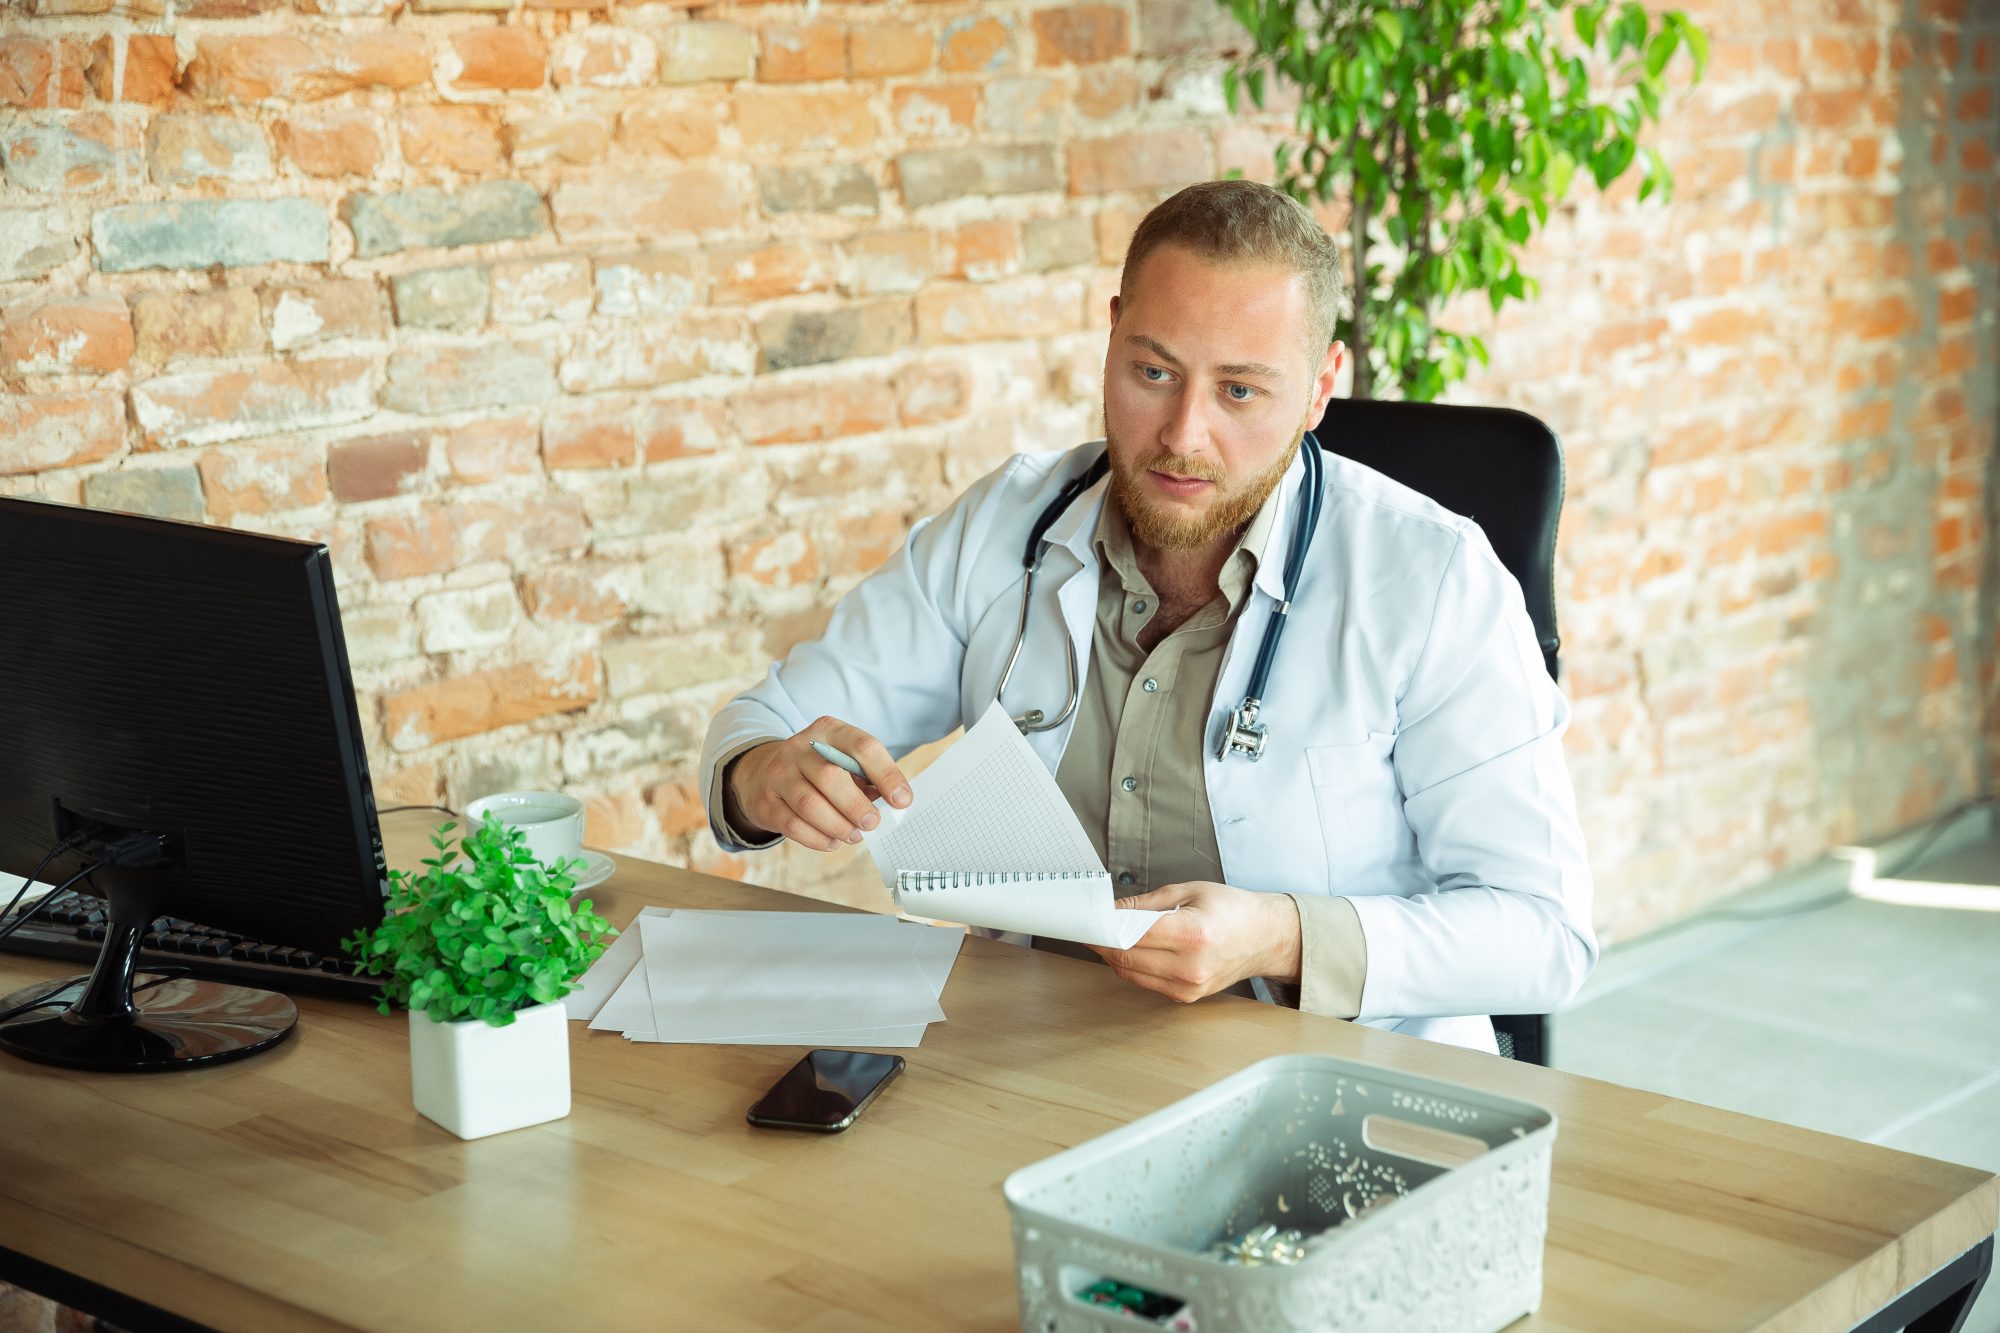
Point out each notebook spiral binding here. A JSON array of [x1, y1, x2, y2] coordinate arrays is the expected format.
[[896, 870, 1108, 891]]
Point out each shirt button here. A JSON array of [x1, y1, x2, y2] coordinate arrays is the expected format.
[[1132, 599, 1148, 614], [1121, 776, 1138, 792], [1117, 871, 1135, 887], [1142, 678, 1159, 693]]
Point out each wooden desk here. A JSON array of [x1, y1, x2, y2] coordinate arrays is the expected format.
[[1, 810, 1994, 1332]]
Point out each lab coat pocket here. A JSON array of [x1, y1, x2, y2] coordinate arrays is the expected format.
[[1306, 732, 1401, 893]]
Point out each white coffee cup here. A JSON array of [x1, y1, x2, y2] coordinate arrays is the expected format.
[[464, 790, 586, 869]]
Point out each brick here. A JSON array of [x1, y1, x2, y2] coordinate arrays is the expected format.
[[897, 361, 971, 426], [982, 75, 1063, 136], [0, 391, 124, 476], [505, 111, 610, 166], [893, 84, 978, 138], [183, 33, 430, 102], [491, 258, 592, 323], [840, 228, 930, 294], [940, 15, 1013, 72], [85, 35, 177, 107], [819, 509, 907, 580], [543, 400, 638, 470], [1024, 216, 1094, 271], [942, 220, 1020, 280], [1, 113, 139, 193], [584, 455, 771, 539], [329, 431, 429, 501], [1033, 6, 1129, 64], [757, 300, 912, 372], [442, 28, 547, 94], [342, 182, 547, 259], [650, 780, 707, 837], [735, 88, 876, 152], [272, 111, 384, 179], [415, 581, 519, 653], [659, 21, 755, 84], [382, 340, 556, 416], [399, 105, 504, 173], [849, 23, 932, 78], [444, 414, 540, 484], [637, 394, 729, 462], [758, 164, 879, 216], [728, 528, 819, 589], [1069, 128, 1210, 194], [1, 39, 85, 109], [634, 532, 725, 622], [733, 374, 896, 446], [1138, 0, 1240, 57], [93, 199, 328, 272], [916, 276, 1084, 342], [616, 101, 724, 159], [2, 295, 133, 374], [710, 240, 834, 303], [759, 23, 844, 82], [391, 265, 490, 331], [146, 115, 272, 187], [0, 205, 84, 280], [560, 315, 753, 393], [339, 604, 419, 669], [380, 654, 598, 750], [197, 441, 327, 517], [593, 251, 703, 318], [604, 632, 753, 696], [82, 465, 204, 522], [1075, 65, 1138, 117], [554, 27, 657, 88], [409, 0, 508, 10], [131, 356, 378, 448], [562, 701, 705, 780], [130, 289, 265, 367], [522, 562, 633, 625], [552, 169, 747, 241], [365, 493, 586, 580], [898, 144, 1060, 208], [264, 279, 387, 352]]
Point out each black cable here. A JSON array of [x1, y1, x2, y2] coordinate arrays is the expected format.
[[0, 832, 87, 931], [0, 860, 100, 946], [0, 967, 189, 1025], [378, 804, 458, 817]]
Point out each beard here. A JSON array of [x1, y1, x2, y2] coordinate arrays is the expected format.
[[1105, 400, 1311, 553]]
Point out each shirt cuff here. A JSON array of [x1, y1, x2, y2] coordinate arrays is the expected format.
[[708, 736, 784, 852], [1287, 894, 1369, 1020]]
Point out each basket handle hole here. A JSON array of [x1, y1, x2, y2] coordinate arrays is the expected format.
[[1057, 1264, 1191, 1327], [1360, 1113, 1489, 1168]]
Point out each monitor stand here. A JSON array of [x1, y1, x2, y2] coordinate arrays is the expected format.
[[0, 871, 296, 1072]]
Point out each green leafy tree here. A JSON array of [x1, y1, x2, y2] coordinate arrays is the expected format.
[[343, 815, 616, 1027], [1221, 0, 1707, 400]]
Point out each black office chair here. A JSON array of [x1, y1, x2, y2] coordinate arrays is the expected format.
[[1313, 397, 1566, 1066]]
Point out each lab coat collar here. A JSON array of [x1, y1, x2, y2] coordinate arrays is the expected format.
[[1039, 441, 1308, 605]]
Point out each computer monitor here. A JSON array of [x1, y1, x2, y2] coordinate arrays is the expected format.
[[0, 496, 387, 1071]]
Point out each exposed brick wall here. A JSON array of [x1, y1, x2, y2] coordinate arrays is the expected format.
[[0, 0, 1993, 943]]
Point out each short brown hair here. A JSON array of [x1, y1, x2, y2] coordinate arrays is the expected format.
[[1118, 180, 1346, 363]]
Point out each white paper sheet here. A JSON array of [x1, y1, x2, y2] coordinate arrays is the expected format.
[[861, 701, 1170, 948], [639, 911, 945, 1042]]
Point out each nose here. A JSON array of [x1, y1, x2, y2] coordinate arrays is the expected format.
[[1156, 378, 1212, 457]]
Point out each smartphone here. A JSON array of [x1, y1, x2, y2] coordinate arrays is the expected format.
[[746, 1049, 905, 1133]]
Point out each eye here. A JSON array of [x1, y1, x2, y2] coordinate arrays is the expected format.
[[1138, 364, 1172, 383], [1224, 383, 1259, 402]]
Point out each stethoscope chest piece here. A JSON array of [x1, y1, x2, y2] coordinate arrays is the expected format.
[[1218, 698, 1269, 762]]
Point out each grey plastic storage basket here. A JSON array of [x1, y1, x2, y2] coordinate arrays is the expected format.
[[1003, 1053, 1556, 1332]]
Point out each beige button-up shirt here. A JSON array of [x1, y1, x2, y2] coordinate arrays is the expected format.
[[1040, 486, 1369, 1016]]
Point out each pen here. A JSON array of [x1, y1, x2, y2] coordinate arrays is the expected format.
[[809, 740, 868, 780]]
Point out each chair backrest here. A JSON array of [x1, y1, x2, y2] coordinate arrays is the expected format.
[[1312, 398, 1567, 1066], [1313, 398, 1565, 682]]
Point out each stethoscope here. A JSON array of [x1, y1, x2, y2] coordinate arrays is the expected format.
[[994, 431, 1326, 762]]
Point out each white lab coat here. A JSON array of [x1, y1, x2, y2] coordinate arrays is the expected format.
[[700, 441, 1597, 1054]]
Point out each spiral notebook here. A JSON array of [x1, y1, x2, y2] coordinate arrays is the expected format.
[[861, 702, 1169, 950]]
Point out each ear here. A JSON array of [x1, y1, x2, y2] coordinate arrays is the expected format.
[[1108, 292, 1121, 328], [1309, 340, 1346, 421]]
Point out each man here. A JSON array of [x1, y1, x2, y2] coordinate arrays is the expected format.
[[699, 180, 1595, 1054]]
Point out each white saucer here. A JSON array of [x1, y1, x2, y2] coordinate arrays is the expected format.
[[568, 850, 615, 896]]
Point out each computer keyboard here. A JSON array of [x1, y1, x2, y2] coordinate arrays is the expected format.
[[0, 892, 387, 1002]]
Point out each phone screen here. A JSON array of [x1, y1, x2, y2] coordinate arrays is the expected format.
[[746, 1049, 904, 1132]]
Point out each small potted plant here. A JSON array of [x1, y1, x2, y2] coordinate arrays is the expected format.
[[343, 815, 617, 1140]]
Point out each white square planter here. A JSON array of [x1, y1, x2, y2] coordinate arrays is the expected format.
[[408, 1000, 571, 1140]]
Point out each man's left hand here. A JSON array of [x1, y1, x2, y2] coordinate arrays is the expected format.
[[1088, 882, 1302, 1003]]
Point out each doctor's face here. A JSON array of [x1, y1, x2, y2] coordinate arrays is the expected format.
[[1102, 243, 1343, 554]]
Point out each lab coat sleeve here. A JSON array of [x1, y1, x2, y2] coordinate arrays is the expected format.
[[1342, 526, 1598, 1022], [699, 455, 1032, 853]]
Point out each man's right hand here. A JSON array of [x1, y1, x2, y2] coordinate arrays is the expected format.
[[723, 717, 913, 852]]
